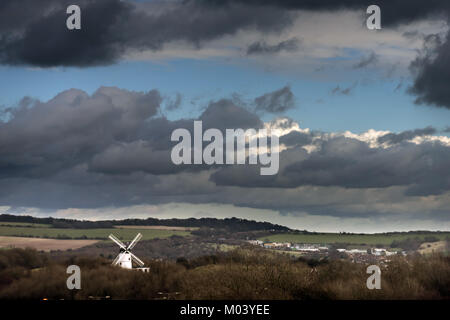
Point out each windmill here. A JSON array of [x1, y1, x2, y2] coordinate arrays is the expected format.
[[108, 233, 150, 272]]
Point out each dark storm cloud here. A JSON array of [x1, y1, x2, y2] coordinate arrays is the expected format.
[[0, 0, 293, 67], [408, 32, 450, 109], [3, 0, 449, 68], [246, 37, 300, 55], [205, 0, 450, 26], [377, 127, 437, 144], [0, 0, 130, 67], [254, 86, 295, 113], [0, 0, 71, 31]]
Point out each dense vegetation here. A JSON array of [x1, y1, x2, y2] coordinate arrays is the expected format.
[[50, 236, 237, 261], [0, 248, 448, 300]]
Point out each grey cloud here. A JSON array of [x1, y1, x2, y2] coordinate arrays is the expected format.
[[212, 135, 450, 197], [394, 82, 403, 92], [402, 30, 421, 40], [283, 138, 418, 189], [1, 86, 449, 220], [353, 52, 378, 69], [254, 86, 295, 113], [89, 141, 181, 175], [377, 127, 437, 144], [280, 131, 313, 147], [200, 99, 263, 130], [90, 98, 263, 175], [331, 85, 353, 95], [0, 86, 258, 208], [0, 86, 265, 182], [0, 86, 162, 178], [210, 146, 309, 188], [205, 0, 450, 109], [166, 93, 182, 111], [246, 37, 300, 55]]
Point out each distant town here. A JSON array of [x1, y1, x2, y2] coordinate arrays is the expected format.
[[246, 240, 402, 264]]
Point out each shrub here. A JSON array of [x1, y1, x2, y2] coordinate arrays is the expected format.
[[0, 248, 448, 300]]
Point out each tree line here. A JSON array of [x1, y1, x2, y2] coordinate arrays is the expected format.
[[0, 214, 290, 232]]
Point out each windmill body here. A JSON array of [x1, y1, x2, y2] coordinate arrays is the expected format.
[[109, 233, 150, 272], [116, 251, 132, 269]]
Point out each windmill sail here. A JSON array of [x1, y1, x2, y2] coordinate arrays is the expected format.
[[127, 233, 142, 251], [109, 234, 126, 249], [109, 232, 146, 270], [130, 251, 145, 267], [112, 253, 122, 266]]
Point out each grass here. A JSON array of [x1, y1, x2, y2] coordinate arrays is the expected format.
[[259, 232, 450, 246], [0, 226, 191, 241]]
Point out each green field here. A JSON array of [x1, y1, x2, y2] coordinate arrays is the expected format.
[[259, 232, 450, 246], [0, 225, 190, 241]]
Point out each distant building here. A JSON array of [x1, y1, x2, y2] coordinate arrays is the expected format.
[[263, 242, 291, 249], [369, 248, 396, 256], [298, 248, 319, 252], [247, 240, 264, 246], [348, 249, 367, 254]]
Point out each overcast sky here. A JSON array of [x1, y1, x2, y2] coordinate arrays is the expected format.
[[0, 0, 449, 232]]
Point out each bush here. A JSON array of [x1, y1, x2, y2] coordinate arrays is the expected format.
[[0, 248, 448, 300]]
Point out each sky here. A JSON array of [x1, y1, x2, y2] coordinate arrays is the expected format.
[[0, 0, 449, 232]]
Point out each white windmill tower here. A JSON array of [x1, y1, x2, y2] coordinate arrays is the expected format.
[[108, 233, 150, 272]]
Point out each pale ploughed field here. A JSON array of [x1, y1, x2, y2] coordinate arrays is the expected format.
[[0, 236, 98, 252], [418, 241, 448, 255]]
